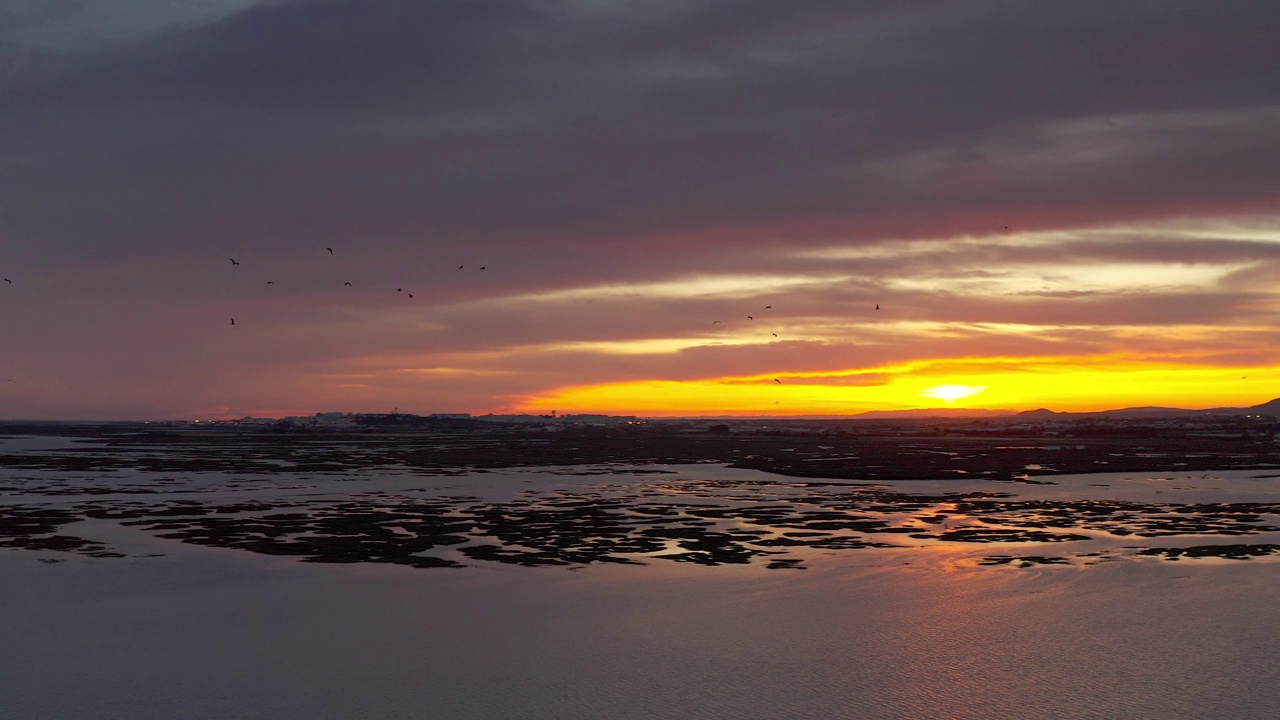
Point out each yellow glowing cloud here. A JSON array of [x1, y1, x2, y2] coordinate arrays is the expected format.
[[393, 367, 517, 377], [492, 273, 846, 304], [518, 336, 763, 355], [882, 261, 1250, 296], [511, 355, 1279, 416]]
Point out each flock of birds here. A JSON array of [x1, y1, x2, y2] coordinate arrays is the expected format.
[[5, 243, 894, 395], [223, 246, 487, 326], [209, 245, 884, 339], [220, 245, 883, 395], [7, 242, 891, 396]]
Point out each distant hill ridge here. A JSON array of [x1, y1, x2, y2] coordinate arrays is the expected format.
[[1013, 397, 1280, 420]]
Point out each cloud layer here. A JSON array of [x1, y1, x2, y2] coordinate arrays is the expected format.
[[2, 1, 1279, 418]]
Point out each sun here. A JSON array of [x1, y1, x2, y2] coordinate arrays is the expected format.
[[920, 384, 987, 403]]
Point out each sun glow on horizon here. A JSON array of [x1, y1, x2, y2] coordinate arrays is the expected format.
[[508, 355, 1278, 416], [920, 384, 987, 403]]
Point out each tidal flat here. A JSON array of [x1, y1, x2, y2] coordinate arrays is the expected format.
[[2, 422, 1278, 719]]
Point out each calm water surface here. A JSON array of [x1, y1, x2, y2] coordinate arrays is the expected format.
[[1, 445, 1277, 719]]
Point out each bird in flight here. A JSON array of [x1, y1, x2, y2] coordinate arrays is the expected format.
[[326, 248, 334, 255], [397, 288, 402, 293], [875, 304, 880, 310], [267, 281, 274, 285], [458, 265, 464, 270], [230, 319, 235, 325], [774, 378, 782, 384], [747, 316, 754, 320], [343, 282, 353, 287], [480, 266, 487, 270], [713, 320, 721, 324], [764, 305, 771, 309], [2, 278, 10, 284], [408, 293, 414, 298], [772, 333, 777, 337], [229, 258, 239, 266]]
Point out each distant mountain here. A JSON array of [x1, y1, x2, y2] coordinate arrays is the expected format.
[[1016, 408, 1061, 419], [1080, 406, 1190, 419], [1012, 398, 1280, 420], [1245, 397, 1280, 416]]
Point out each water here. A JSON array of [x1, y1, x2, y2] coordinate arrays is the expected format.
[[1, 436, 1278, 719], [3, 550, 1276, 719]]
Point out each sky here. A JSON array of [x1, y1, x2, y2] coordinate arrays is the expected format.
[[2, 0, 1280, 420]]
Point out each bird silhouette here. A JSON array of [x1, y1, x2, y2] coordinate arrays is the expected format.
[[774, 378, 782, 384], [764, 305, 771, 309], [266, 281, 274, 285], [875, 304, 880, 310], [229, 259, 239, 266], [397, 288, 402, 292], [2, 278, 10, 284], [747, 316, 754, 320], [408, 293, 413, 298], [713, 320, 721, 324], [772, 333, 777, 337], [344, 282, 353, 287], [480, 266, 487, 270], [230, 319, 235, 325], [326, 248, 334, 255], [458, 265, 464, 270]]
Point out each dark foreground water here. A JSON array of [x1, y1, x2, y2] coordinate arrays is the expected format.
[[2, 436, 1278, 719]]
